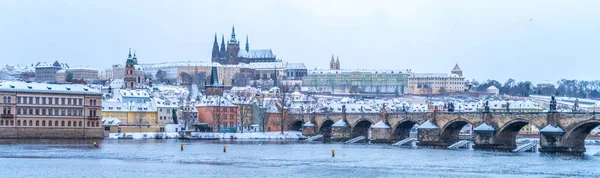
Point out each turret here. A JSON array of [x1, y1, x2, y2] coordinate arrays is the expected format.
[[329, 55, 335, 70], [335, 56, 340, 70]]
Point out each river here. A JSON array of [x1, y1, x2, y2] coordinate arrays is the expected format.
[[0, 139, 598, 177]]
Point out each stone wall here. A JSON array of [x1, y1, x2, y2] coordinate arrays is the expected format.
[[0, 127, 103, 139]]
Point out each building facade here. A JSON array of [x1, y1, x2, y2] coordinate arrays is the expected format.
[[302, 69, 410, 94], [0, 81, 103, 138], [408, 64, 465, 94], [35, 61, 68, 83]]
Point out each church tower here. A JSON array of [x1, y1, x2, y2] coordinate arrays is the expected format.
[[245, 35, 249, 52], [226, 25, 240, 64], [205, 66, 224, 96], [451, 64, 463, 77], [329, 55, 335, 70], [123, 48, 137, 89], [211, 33, 220, 63]]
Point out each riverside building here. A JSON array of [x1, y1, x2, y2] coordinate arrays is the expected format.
[[0, 81, 103, 138]]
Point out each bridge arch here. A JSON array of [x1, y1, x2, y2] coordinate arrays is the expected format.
[[351, 119, 373, 138], [289, 120, 304, 131], [440, 119, 473, 145], [392, 119, 419, 141], [563, 119, 600, 152], [318, 119, 334, 138], [494, 119, 531, 150]]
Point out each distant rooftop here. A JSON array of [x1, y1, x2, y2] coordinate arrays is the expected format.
[[0, 81, 101, 95]]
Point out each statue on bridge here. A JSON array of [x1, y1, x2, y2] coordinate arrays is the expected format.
[[549, 95, 557, 112], [484, 100, 490, 112]]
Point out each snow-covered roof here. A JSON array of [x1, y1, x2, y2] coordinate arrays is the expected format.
[[0, 81, 100, 95], [286, 63, 306, 70], [119, 89, 150, 98], [417, 120, 439, 129], [331, 119, 348, 127], [303, 121, 315, 127], [411, 73, 462, 78], [473, 123, 495, 131], [540, 125, 565, 133], [371, 120, 391, 128], [196, 95, 236, 107], [487, 86, 498, 90], [237, 49, 275, 58], [452, 64, 461, 71], [102, 118, 122, 126], [141, 61, 223, 68], [308, 69, 410, 75]]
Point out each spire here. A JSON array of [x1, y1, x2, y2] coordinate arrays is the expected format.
[[212, 33, 220, 59], [336, 56, 340, 70], [209, 66, 220, 86], [133, 50, 137, 59], [220, 34, 226, 52], [229, 25, 238, 44], [245, 35, 249, 52], [128, 48, 132, 58], [330, 55, 335, 70]]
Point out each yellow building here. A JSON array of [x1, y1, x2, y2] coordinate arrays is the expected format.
[[101, 99, 159, 127]]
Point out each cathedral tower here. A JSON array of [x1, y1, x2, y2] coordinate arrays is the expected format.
[[226, 26, 240, 64], [329, 55, 335, 70], [212, 33, 220, 63]]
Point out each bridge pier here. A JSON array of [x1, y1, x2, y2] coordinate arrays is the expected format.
[[416, 121, 445, 147], [302, 121, 317, 136], [330, 120, 350, 142], [370, 121, 393, 143]]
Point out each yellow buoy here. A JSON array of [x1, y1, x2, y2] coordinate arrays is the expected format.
[[180, 143, 184, 151], [332, 149, 335, 157], [223, 145, 227, 153]]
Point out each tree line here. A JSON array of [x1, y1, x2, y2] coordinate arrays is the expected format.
[[472, 78, 600, 99]]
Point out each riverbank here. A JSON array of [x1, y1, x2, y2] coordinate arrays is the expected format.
[[107, 131, 303, 140]]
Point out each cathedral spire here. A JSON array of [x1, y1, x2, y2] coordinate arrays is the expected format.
[[128, 48, 132, 58], [336, 56, 340, 70], [212, 33, 219, 59], [220, 34, 226, 52], [330, 55, 335, 70], [245, 35, 249, 52]]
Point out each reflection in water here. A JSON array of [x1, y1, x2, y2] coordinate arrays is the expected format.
[[0, 139, 598, 177]]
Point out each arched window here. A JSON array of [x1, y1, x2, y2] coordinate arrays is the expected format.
[[68, 121, 71, 126], [36, 120, 39, 126], [29, 120, 32, 126], [49, 120, 52, 126], [61, 121, 65, 126], [87, 121, 90, 127], [23, 120, 27, 126], [10, 120, 13, 126], [79, 121, 82, 127], [96, 121, 99, 127], [17, 120, 21, 126]]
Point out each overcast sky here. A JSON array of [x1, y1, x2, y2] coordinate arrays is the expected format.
[[1, 0, 599, 83]]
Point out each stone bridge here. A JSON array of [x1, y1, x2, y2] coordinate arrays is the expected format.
[[288, 112, 600, 154]]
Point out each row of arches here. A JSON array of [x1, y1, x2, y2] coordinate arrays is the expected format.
[[300, 118, 600, 151]]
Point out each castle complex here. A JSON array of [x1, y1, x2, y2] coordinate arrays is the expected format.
[[212, 26, 278, 65]]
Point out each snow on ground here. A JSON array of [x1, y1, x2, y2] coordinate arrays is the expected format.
[[107, 131, 303, 140]]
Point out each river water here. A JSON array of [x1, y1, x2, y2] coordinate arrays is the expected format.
[[0, 139, 599, 178]]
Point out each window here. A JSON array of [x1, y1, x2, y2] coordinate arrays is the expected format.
[[68, 98, 71, 105], [36, 120, 39, 126], [35, 97, 39, 104], [55, 98, 59, 105], [17, 120, 21, 126], [87, 121, 90, 127], [79, 121, 82, 127], [55, 121, 59, 127], [61, 98, 65, 105], [96, 121, 99, 127], [48, 97, 52, 105], [230, 115, 233, 120], [29, 120, 32, 126], [17, 97, 21, 103], [61, 109, 65, 116], [29, 97, 33, 104], [42, 97, 46, 104], [49, 120, 52, 126], [68, 121, 71, 126], [79, 99, 82, 105]]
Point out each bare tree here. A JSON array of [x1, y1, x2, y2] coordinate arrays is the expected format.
[[276, 82, 290, 134], [236, 94, 252, 133], [211, 96, 223, 132], [133, 112, 148, 133]]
